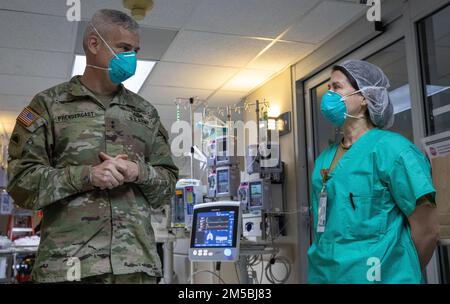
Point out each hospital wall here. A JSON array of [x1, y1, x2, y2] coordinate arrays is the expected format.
[[219, 68, 300, 284]]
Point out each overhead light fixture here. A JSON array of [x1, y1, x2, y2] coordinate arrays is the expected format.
[[123, 0, 154, 21], [71, 55, 156, 93]]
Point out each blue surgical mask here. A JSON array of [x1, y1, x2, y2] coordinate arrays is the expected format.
[[87, 24, 137, 84], [320, 90, 364, 127]]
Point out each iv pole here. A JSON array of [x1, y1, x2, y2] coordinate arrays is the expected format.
[[190, 97, 195, 180]]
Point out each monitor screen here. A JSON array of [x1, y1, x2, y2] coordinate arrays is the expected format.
[[192, 210, 235, 248], [250, 182, 262, 197], [217, 169, 229, 194], [249, 182, 263, 207]]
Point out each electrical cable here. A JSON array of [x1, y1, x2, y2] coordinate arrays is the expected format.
[[248, 264, 259, 284], [260, 254, 264, 284], [188, 270, 227, 284], [264, 254, 292, 284], [234, 262, 241, 284]]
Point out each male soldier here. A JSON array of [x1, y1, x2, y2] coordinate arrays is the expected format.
[[7, 9, 178, 284]]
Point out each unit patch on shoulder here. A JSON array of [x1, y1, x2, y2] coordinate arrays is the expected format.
[[17, 107, 40, 127]]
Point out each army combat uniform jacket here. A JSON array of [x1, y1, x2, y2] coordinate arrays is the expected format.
[[7, 76, 179, 283]]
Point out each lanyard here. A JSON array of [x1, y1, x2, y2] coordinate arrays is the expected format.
[[317, 169, 329, 233]]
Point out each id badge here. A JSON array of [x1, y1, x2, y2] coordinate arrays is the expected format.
[[317, 187, 327, 233]]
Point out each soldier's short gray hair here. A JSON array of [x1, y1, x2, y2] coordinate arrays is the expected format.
[[83, 9, 140, 51]]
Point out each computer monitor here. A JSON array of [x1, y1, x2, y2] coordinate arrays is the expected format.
[[189, 201, 242, 262]]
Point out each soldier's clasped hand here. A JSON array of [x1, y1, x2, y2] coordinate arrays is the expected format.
[[99, 152, 140, 184], [90, 153, 129, 190]]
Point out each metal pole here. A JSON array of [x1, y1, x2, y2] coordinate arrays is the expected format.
[[189, 97, 195, 282], [163, 241, 174, 284], [255, 100, 260, 146], [227, 105, 232, 132], [190, 97, 194, 179], [238, 256, 251, 284]]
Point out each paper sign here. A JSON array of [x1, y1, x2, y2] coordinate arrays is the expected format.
[[422, 130, 450, 159]]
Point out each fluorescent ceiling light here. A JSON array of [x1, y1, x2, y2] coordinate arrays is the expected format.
[[71, 55, 156, 93], [389, 84, 450, 114]]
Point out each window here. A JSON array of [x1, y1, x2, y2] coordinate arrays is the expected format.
[[418, 4, 450, 135]]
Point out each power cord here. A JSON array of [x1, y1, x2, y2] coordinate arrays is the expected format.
[[188, 270, 227, 284], [264, 254, 292, 284]]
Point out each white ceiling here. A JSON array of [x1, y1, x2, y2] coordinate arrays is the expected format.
[[0, 0, 367, 134]]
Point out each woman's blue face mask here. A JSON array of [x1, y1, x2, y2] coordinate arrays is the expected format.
[[320, 90, 363, 127]]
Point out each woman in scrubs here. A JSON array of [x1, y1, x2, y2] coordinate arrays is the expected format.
[[307, 60, 440, 284]]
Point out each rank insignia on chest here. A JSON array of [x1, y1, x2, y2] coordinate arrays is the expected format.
[[18, 107, 40, 127]]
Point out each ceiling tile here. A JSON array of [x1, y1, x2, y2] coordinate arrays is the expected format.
[[80, 0, 129, 20], [221, 69, 275, 92], [207, 90, 247, 106], [162, 30, 268, 67], [81, 0, 201, 29], [141, 85, 213, 105], [0, 10, 77, 52], [74, 21, 178, 61], [247, 41, 315, 71], [284, 0, 365, 44], [147, 62, 238, 90], [136, 0, 202, 29], [0, 0, 69, 16], [185, 0, 320, 38], [0, 0, 200, 30], [0, 75, 65, 97], [0, 48, 72, 78]]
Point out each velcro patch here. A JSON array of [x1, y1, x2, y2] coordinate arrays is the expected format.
[[18, 107, 40, 127]]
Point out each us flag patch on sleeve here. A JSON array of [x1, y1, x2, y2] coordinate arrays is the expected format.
[[18, 107, 40, 127]]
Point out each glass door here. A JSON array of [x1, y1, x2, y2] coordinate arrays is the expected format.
[[417, 3, 450, 283], [418, 4, 450, 135]]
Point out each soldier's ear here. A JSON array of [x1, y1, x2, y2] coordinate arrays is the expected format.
[[87, 34, 101, 55]]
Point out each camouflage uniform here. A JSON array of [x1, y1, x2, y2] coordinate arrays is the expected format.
[[7, 76, 179, 283]]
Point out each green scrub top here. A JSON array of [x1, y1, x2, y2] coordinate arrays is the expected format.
[[307, 128, 436, 284]]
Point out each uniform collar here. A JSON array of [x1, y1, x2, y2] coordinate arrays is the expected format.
[[66, 76, 141, 109]]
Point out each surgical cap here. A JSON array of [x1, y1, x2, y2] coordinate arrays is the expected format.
[[337, 60, 394, 129]]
